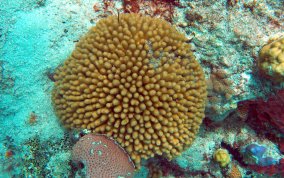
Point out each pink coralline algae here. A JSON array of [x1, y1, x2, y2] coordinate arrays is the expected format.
[[246, 89, 284, 135], [72, 134, 135, 178]]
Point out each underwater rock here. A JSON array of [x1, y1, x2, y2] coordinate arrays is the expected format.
[[258, 157, 278, 167], [241, 142, 282, 169], [246, 89, 284, 135], [245, 143, 267, 159], [248, 158, 284, 176], [185, 0, 284, 121], [46, 151, 71, 177]]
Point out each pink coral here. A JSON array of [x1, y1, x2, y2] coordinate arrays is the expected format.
[[72, 134, 135, 178]]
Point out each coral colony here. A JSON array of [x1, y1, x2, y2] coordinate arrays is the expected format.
[[52, 14, 207, 169], [0, 0, 284, 178]]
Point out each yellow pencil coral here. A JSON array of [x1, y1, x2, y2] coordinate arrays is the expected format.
[[213, 148, 231, 167], [258, 36, 284, 82], [52, 14, 207, 167]]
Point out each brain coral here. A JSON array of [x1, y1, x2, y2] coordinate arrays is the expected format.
[[72, 134, 135, 178], [52, 13, 207, 166], [258, 36, 284, 82]]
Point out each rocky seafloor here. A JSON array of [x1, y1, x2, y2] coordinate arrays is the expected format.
[[0, 0, 283, 177]]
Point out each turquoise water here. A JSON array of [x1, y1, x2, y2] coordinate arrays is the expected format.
[[0, 0, 283, 177]]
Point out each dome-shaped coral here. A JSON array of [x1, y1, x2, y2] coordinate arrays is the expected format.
[[213, 148, 231, 167], [52, 14, 207, 166], [258, 36, 284, 82]]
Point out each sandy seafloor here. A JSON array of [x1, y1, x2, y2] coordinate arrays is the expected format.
[[0, 0, 284, 177]]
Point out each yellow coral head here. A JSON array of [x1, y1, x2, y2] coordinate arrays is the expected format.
[[213, 148, 231, 168], [52, 14, 207, 167], [258, 36, 284, 83]]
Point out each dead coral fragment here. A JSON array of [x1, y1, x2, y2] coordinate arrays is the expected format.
[[52, 14, 207, 167]]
